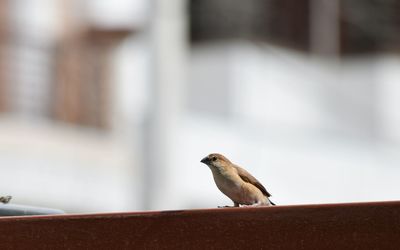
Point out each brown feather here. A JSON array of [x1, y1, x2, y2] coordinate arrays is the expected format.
[[234, 165, 272, 197]]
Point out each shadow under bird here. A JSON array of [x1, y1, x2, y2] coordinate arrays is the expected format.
[[201, 153, 275, 207]]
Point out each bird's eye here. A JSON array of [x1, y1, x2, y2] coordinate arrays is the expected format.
[[212, 156, 217, 161]]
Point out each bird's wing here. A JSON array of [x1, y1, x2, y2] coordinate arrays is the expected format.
[[234, 166, 272, 197]]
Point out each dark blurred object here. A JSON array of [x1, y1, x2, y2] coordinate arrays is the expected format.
[[0, 196, 11, 204], [341, 0, 400, 54], [190, 0, 310, 51], [190, 0, 400, 55], [0, 204, 65, 217]]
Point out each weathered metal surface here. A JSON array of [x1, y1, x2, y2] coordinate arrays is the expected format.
[[0, 201, 399, 249], [0, 204, 65, 217]]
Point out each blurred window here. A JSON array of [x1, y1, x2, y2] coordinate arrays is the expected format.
[[190, 0, 400, 55], [189, 0, 310, 51], [53, 38, 110, 129], [53, 28, 130, 129], [340, 0, 400, 54], [0, 0, 133, 129]]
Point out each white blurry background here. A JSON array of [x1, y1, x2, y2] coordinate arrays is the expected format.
[[0, 0, 400, 213]]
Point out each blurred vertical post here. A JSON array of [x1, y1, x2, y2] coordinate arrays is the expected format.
[[309, 0, 340, 56], [143, 0, 187, 209], [0, 0, 10, 112]]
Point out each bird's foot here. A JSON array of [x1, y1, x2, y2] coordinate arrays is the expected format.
[[0, 196, 12, 204], [218, 205, 236, 208], [241, 203, 264, 207]]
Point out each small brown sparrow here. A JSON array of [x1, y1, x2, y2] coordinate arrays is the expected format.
[[201, 153, 275, 207]]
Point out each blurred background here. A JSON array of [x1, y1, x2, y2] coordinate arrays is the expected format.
[[0, 0, 400, 213]]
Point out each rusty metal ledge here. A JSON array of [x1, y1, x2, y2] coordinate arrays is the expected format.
[[0, 201, 400, 249]]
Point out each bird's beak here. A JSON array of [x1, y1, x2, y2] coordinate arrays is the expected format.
[[200, 156, 209, 164]]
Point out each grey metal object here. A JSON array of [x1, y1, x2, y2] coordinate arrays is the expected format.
[[0, 204, 65, 217]]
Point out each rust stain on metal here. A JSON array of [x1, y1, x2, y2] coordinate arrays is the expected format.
[[0, 201, 400, 249]]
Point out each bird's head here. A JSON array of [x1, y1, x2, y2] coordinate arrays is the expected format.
[[200, 153, 231, 170]]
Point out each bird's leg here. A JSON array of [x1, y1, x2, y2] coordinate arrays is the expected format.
[[241, 202, 264, 207], [218, 201, 240, 208], [246, 202, 271, 207]]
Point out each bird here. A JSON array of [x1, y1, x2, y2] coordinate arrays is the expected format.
[[201, 153, 275, 207], [0, 196, 11, 204]]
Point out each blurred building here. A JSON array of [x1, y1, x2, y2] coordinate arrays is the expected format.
[[0, 0, 400, 212], [0, 0, 147, 212]]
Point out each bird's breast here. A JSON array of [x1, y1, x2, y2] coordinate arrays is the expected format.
[[211, 169, 267, 205], [212, 170, 245, 202]]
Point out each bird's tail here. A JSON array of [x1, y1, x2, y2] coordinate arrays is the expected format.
[[269, 198, 276, 206]]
